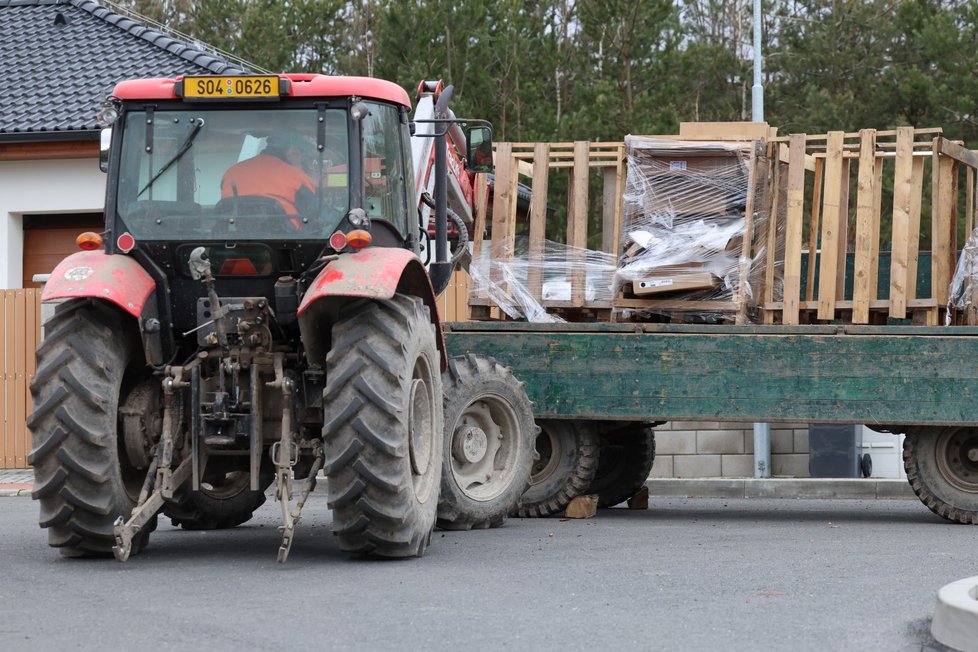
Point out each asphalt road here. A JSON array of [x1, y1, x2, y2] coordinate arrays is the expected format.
[[1, 495, 975, 651]]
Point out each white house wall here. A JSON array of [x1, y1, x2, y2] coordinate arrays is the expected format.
[[0, 158, 105, 288]]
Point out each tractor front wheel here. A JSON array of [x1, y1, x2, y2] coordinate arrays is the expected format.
[[322, 294, 443, 557], [437, 354, 536, 530]]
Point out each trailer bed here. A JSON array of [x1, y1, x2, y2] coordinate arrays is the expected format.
[[444, 322, 978, 427]]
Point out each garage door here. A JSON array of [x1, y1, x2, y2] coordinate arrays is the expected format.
[[23, 213, 104, 288]]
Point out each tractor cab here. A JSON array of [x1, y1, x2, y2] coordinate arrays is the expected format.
[[96, 74, 421, 352]]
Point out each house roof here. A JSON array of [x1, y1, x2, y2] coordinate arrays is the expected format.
[[0, 0, 251, 141]]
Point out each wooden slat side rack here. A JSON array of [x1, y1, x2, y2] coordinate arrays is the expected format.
[[464, 126, 978, 328]]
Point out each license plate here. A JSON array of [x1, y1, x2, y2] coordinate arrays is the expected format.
[[182, 75, 279, 100]]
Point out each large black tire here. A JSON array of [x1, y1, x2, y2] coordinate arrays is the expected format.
[[27, 300, 156, 557], [515, 420, 599, 518], [322, 294, 443, 557], [904, 427, 978, 524], [586, 422, 657, 508], [437, 354, 536, 530], [165, 464, 273, 530]]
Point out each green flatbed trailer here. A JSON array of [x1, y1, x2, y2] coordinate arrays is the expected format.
[[443, 321, 978, 524]]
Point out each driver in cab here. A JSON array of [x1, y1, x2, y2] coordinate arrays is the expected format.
[[221, 131, 317, 215]]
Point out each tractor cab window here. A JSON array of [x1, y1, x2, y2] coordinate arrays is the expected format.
[[361, 102, 410, 235], [114, 108, 350, 241]]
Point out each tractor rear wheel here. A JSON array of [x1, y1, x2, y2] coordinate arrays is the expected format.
[[437, 354, 536, 530], [904, 427, 978, 524], [514, 420, 599, 518], [322, 294, 443, 557], [586, 422, 657, 508], [27, 300, 156, 557]]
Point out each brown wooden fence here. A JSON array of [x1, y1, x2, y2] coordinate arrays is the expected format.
[[1, 289, 40, 469]]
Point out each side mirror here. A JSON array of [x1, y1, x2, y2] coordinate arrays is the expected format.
[[466, 125, 493, 173], [99, 128, 111, 173]]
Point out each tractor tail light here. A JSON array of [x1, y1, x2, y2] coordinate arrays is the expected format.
[[76, 232, 103, 251], [347, 229, 372, 249]]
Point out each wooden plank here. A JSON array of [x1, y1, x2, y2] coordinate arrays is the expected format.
[[806, 157, 824, 302], [967, 167, 975, 236], [951, 162, 960, 266], [471, 173, 489, 258], [933, 153, 955, 306], [766, 298, 939, 311], [938, 137, 978, 169], [906, 157, 925, 301], [469, 173, 490, 304], [835, 158, 851, 301], [14, 290, 27, 468], [568, 141, 589, 308], [611, 298, 740, 312], [869, 155, 884, 300], [782, 135, 808, 325], [736, 145, 760, 324], [817, 132, 845, 319], [611, 144, 627, 267], [889, 127, 915, 319], [762, 154, 781, 324], [0, 291, 6, 468], [601, 167, 618, 254], [527, 143, 550, 306], [489, 143, 515, 295], [678, 121, 770, 141], [852, 129, 877, 324], [24, 290, 38, 467], [3, 291, 14, 468]]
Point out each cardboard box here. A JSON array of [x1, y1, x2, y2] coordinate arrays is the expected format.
[[632, 271, 718, 296], [630, 152, 748, 217]]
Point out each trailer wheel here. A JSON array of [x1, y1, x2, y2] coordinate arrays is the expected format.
[[515, 420, 599, 518], [586, 423, 657, 508], [904, 427, 978, 524], [436, 354, 536, 530], [322, 294, 443, 557], [165, 464, 273, 530], [27, 300, 156, 556]]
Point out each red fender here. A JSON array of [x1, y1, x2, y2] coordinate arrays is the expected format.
[[297, 247, 447, 367], [42, 250, 156, 318]]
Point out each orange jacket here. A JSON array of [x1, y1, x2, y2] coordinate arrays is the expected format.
[[221, 154, 316, 215]]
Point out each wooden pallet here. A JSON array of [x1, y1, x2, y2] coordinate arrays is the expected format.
[[464, 126, 978, 327], [762, 128, 977, 326]]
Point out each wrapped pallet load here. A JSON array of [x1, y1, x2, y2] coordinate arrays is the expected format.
[[615, 135, 772, 324]]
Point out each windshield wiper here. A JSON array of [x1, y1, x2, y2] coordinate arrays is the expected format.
[[136, 118, 205, 199]]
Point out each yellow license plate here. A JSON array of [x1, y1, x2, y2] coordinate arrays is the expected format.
[[183, 75, 279, 99]]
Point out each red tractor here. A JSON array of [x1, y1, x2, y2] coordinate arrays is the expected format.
[[27, 74, 536, 561]]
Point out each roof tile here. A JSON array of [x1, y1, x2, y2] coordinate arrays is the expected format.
[[0, 0, 253, 136]]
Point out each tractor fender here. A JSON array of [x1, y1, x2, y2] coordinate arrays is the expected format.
[[297, 248, 447, 368], [42, 250, 156, 319]]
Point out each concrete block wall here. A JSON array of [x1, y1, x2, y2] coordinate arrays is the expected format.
[[651, 422, 811, 479]]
